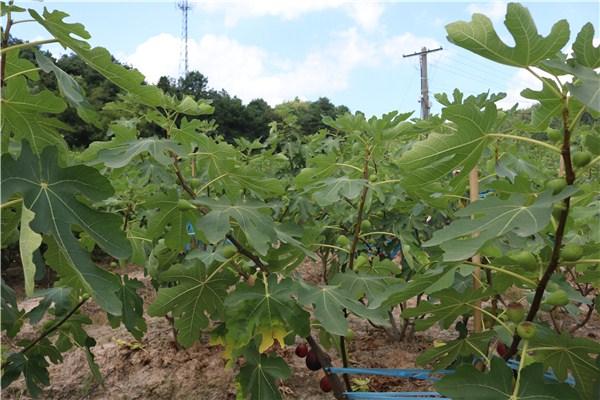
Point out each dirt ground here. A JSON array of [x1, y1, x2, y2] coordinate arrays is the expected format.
[[2, 261, 598, 400]]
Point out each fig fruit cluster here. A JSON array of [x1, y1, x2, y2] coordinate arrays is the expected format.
[[295, 343, 332, 392]]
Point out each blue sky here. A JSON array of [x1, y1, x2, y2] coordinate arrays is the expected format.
[[13, 1, 600, 117]]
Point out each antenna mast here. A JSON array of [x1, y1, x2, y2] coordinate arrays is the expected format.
[[177, 0, 191, 76]]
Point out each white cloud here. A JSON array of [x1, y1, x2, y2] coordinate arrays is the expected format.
[[194, 0, 384, 30], [496, 69, 539, 110], [126, 28, 379, 105], [345, 2, 384, 31], [466, 1, 506, 22], [496, 67, 571, 110], [125, 27, 446, 106]]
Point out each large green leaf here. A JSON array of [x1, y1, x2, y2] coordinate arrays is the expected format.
[[521, 78, 563, 129], [107, 276, 147, 341], [4, 49, 39, 80], [238, 348, 290, 400], [417, 331, 494, 370], [311, 177, 366, 207], [295, 153, 339, 188], [368, 272, 441, 309], [1, 76, 68, 154], [424, 189, 578, 261], [147, 260, 238, 347], [567, 65, 600, 112], [30, 8, 164, 107], [195, 197, 277, 256], [397, 103, 497, 190], [225, 275, 309, 352], [95, 137, 183, 168], [144, 190, 198, 251], [446, 3, 570, 68], [1, 279, 24, 337], [530, 326, 600, 399], [297, 281, 388, 336], [1, 143, 129, 315], [330, 271, 402, 304], [572, 23, 600, 68], [402, 288, 490, 330], [34, 51, 99, 126], [435, 357, 580, 400]]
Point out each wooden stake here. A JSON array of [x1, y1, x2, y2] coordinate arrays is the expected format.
[[469, 167, 482, 333]]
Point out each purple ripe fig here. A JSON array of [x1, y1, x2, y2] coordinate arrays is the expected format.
[[306, 350, 322, 371], [295, 343, 309, 358], [320, 376, 332, 392]]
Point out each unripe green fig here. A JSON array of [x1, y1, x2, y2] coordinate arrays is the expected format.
[[506, 302, 525, 323], [516, 322, 537, 340], [545, 289, 569, 306], [345, 329, 355, 341], [190, 177, 202, 187], [223, 245, 237, 258], [546, 128, 562, 143], [546, 178, 566, 194], [336, 235, 350, 247], [369, 174, 377, 183], [552, 203, 566, 219], [483, 306, 497, 327], [561, 243, 583, 262], [547, 281, 560, 291], [510, 251, 538, 270], [177, 198, 196, 211], [360, 220, 372, 231], [572, 151, 592, 168], [352, 142, 361, 153], [355, 255, 368, 268]]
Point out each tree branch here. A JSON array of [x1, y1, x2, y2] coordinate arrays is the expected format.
[[2, 297, 89, 369], [306, 335, 347, 399], [505, 102, 576, 360]]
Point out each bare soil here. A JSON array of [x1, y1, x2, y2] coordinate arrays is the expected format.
[[2, 261, 598, 400]]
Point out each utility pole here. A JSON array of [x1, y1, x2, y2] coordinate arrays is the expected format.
[[403, 46, 442, 119]]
